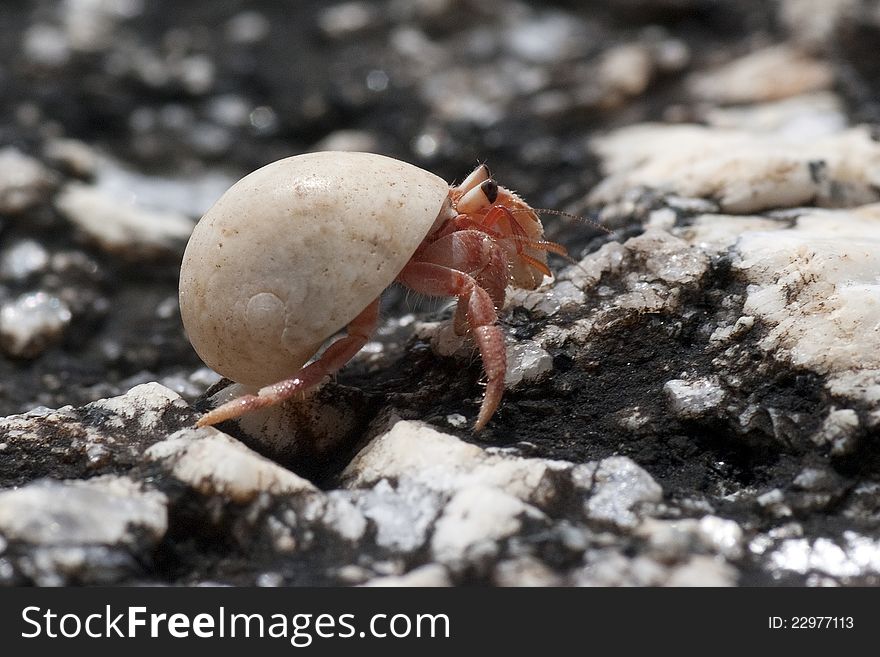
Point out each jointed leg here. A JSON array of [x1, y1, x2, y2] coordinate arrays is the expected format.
[[196, 298, 381, 427], [398, 260, 506, 431], [451, 211, 566, 278], [416, 230, 510, 334]]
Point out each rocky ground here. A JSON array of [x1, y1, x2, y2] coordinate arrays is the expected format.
[[1, 0, 879, 586]]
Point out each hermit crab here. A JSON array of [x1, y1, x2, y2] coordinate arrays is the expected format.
[[179, 151, 566, 431]]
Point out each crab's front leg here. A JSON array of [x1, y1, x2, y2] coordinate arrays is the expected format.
[[196, 298, 381, 427], [415, 228, 510, 335], [397, 259, 506, 431]]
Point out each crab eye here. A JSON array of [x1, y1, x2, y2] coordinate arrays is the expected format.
[[458, 178, 498, 213], [481, 179, 498, 204]]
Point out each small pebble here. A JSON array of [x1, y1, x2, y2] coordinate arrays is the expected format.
[[0, 292, 72, 359]]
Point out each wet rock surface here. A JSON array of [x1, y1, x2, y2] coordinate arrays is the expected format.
[[1, 0, 879, 586]]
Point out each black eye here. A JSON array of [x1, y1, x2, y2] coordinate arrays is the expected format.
[[481, 180, 498, 204]]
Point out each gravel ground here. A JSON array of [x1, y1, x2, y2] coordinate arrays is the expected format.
[[1, 0, 879, 586]]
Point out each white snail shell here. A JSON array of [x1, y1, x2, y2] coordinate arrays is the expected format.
[[179, 151, 451, 387]]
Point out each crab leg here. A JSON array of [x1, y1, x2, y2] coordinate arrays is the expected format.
[[196, 297, 381, 427], [417, 228, 510, 308], [451, 213, 567, 257], [397, 260, 505, 431]]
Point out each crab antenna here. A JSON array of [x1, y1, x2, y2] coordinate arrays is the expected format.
[[509, 207, 615, 236]]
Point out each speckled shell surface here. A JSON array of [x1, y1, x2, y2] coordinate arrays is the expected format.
[[179, 151, 450, 387]]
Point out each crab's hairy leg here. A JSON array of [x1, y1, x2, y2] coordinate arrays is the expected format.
[[454, 214, 564, 253], [452, 214, 562, 279], [511, 236, 568, 256], [481, 205, 531, 242], [196, 298, 381, 427], [463, 206, 545, 275], [397, 260, 505, 431], [517, 253, 551, 277], [419, 229, 497, 274], [418, 229, 510, 312]]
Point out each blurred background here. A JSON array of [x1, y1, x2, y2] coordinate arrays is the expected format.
[[0, 0, 877, 416]]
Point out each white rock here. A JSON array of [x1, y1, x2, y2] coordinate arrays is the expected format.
[[208, 381, 359, 458], [361, 563, 451, 587], [574, 456, 663, 528], [659, 204, 880, 410], [0, 147, 55, 214], [317, 2, 378, 39], [430, 485, 541, 566], [0, 383, 186, 467], [703, 92, 846, 140], [343, 479, 442, 553], [550, 229, 709, 334], [414, 320, 470, 358], [23, 23, 71, 67], [92, 156, 234, 219], [709, 315, 756, 344], [0, 475, 166, 546], [596, 42, 654, 106], [697, 516, 745, 560], [590, 125, 880, 213], [0, 240, 50, 281], [493, 556, 563, 587], [87, 382, 189, 429], [562, 241, 628, 291], [640, 516, 744, 560], [0, 292, 72, 359], [445, 413, 467, 428], [615, 407, 653, 431], [572, 550, 667, 586], [687, 45, 833, 105], [504, 339, 553, 388], [314, 494, 368, 542], [504, 11, 583, 64], [312, 130, 379, 153], [146, 428, 317, 503], [20, 545, 141, 586], [768, 531, 880, 579], [685, 215, 780, 252], [510, 278, 584, 316], [734, 206, 880, 382], [793, 467, 835, 491], [647, 207, 677, 230], [812, 408, 860, 455], [55, 182, 195, 259], [62, 0, 144, 52], [779, 0, 859, 49], [827, 371, 880, 406], [664, 378, 727, 418], [625, 229, 709, 285], [665, 555, 738, 586], [417, 64, 512, 127], [343, 421, 570, 508], [178, 54, 215, 95], [225, 11, 271, 44], [43, 138, 100, 178], [757, 489, 793, 518]]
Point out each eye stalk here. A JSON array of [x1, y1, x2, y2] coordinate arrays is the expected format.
[[457, 177, 499, 213], [457, 163, 491, 193]]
